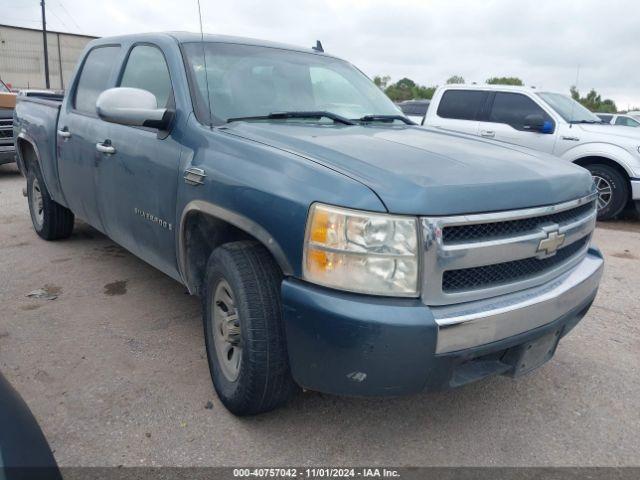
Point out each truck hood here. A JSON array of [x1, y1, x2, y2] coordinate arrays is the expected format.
[[575, 123, 640, 141], [223, 123, 594, 215]]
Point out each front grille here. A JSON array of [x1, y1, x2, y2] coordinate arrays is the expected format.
[[442, 201, 595, 244], [442, 236, 589, 293], [0, 119, 13, 145]]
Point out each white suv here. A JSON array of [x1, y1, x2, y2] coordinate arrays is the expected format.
[[423, 84, 640, 220]]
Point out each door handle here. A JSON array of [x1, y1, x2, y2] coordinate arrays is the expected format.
[[57, 128, 71, 138], [184, 167, 206, 186], [480, 130, 495, 138], [96, 141, 116, 155]]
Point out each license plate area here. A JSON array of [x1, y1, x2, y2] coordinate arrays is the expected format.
[[507, 329, 561, 376]]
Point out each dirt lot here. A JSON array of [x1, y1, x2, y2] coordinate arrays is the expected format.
[[1, 163, 639, 467]]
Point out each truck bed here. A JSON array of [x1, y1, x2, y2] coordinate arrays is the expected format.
[[13, 95, 66, 204]]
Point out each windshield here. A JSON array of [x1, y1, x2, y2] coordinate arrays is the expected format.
[[399, 102, 429, 117], [182, 42, 401, 124], [0, 80, 8, 93], [537, 92, 602, 123]]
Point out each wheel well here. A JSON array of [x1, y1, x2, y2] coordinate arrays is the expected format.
[[16, 138, 38, 173], [181, 211, 269, 295], [573, 156, 630, 183]]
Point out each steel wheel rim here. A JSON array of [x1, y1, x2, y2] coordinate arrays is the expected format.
[[211, 279, 242, 382], [30, 178, 44, 228], [593, 175, 612, 211]]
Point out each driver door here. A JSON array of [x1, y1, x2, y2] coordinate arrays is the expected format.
[[477, 92, 557, 153]]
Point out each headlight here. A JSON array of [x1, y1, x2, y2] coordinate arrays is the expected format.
[[303, 203, 419, 297]]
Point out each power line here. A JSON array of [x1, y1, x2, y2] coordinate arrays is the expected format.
[[46, 6, 73, 33], [57, 0, 84, 34]]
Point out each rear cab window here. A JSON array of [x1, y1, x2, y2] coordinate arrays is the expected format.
[[437, 90, 487, 120], [73, 46, 121, 115], [488, 92, 554, 131]]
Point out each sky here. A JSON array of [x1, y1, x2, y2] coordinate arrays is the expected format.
[[2, 0, 639, 109]]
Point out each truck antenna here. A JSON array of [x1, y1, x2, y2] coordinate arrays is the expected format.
[[569, 64, 580, 129], [197, 0, 213, 127], [312, 40, 324, 53]]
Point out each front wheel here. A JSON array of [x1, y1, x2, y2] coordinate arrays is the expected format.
[[585, 163, 629, 221], [27, 164, 74, 240], [202, 241, 298, 416]]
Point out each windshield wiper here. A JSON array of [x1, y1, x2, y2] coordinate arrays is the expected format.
[[227, 111, 355, 125], [357, 115, 415, 125]]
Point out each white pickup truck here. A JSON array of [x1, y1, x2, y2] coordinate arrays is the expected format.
[[422, 85, 640, 220]]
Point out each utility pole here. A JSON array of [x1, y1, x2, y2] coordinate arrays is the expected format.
[[41, 0, 50, 89]]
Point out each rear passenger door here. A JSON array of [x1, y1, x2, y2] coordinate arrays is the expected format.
[[57, 45, 122, 230], [430, 89, 488, 136], [478, 91, 557, 153]]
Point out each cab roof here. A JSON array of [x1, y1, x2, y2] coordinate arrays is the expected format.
[[90, 31, 336, 58]]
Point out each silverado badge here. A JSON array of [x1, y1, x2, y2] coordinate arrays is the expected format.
[[134, 208, 173, 231]]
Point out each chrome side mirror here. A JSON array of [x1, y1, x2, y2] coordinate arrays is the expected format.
[[96, 87, 171, 129]]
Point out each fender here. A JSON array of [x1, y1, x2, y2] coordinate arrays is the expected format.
[[178, 200, 294, 293], [15, 131, 39, 176], [561, 141, 640, 178], [16, 131, 71, 208]]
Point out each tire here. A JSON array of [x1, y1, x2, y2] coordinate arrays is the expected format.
[[585, 163, 629, 221], [202, 241, 298, 415], [26, 163, 74, 240]]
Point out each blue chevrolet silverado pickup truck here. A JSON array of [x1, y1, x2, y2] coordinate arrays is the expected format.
[[13, 32, 604, 416]]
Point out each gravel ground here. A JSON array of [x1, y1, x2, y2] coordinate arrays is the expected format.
[[0, 162, 639, 467]]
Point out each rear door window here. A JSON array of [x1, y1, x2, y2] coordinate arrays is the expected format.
[[437, 90, 487, 120], [488, 92, 553, 131], [119, 45, 173, 108], [74, 46, 121, 115]]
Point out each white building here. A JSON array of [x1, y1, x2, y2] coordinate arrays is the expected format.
[[0, 24, 96, 90]]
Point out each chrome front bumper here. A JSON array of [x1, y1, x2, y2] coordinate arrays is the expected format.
[[431, 248, 603, 354]]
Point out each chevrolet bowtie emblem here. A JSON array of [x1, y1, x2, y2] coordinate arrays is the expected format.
[[537, 229, 565, 255]]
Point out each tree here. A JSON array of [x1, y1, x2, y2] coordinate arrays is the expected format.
[[412, 85, 437, 100], [373, 75, 390, 89], [570, 86, 617, 113], [446, 75, 465, 84], [486, 76, 524, 86], [380, 76, 437, 102]]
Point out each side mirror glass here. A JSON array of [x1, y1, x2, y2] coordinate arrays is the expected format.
[[96, 87, 171, 129]]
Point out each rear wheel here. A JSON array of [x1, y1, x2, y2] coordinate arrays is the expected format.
[[27, 163, 74, 240], [585, 163, 628, 220], [202, 241, 298, 416]]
